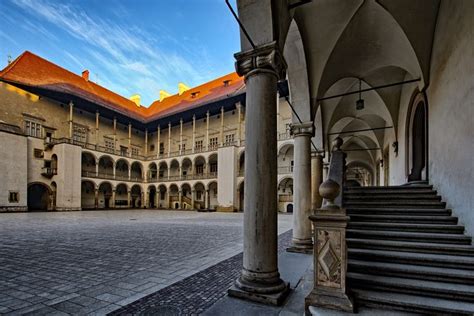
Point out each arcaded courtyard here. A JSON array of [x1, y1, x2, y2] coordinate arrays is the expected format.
[[0, 211, 292, 315]]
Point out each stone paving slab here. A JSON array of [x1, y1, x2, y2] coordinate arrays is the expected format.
[[0, 210, 292, 315], [109, 230, 294, 315]]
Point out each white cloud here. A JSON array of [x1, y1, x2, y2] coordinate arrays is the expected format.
[[10, 0, 218, 106]]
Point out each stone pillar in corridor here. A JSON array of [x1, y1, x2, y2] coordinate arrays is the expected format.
[[94, 189, 99, 209], [311, 153, 324, 210], [111, 190, 116, 208], [95, 160, 99, 177], [178, 190, 182, 209], [127, 190, 131, 208], [228, 42, 289, 305], [205, 190, 209, 209], [68, 101, 74, 139], [191, 190, 195, 209], [287, 122, 314, 253]]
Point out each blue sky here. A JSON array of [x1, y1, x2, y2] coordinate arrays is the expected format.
[[0, 0, 240, 106]]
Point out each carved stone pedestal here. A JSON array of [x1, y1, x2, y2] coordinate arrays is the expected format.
[[305, 179, 354, 314]]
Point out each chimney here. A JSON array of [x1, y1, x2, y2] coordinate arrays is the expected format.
[[178, 82, 190, 95], [82, 70, 90, 81], [130, 94, 141, 107]]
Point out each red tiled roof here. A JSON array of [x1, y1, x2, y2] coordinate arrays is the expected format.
[[0, 51, 244, 122]]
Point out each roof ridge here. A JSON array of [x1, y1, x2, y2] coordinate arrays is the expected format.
[[0, 50, 30, 77]]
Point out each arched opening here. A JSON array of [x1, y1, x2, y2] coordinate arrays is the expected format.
[[148, 163, 157, 182], [115, 183, 128, 208], [238, 151, 245, 177], [169, 160, 180, 180], [181, 183, 192, 209], [82, 152, 96, 177], [194, 156, 206, 177], [238, 181, 244, 212], [130, 185, 142, 208], [131, 162, 143, 182], [51, 155, 58, 175], [181, 158, 192, 180], [286, 204, 293, 213], [408, 101, 427, 182], [80, 181, 95, 210], [194, 182, 205, 210], [98, 156, 114, 179], [278, 177, 293, 212], [98, 182, 113, 208], [278, 144, 294, 174], [208, 154, 218, 177], [158, 184, 167, 208], [208, 181, 218, 210], [27, 183, 51, 211], [169, 184, 179, 208], [158, 161, 168, 180], [148, 185, 156, 208], [115, 159, 129, 181]]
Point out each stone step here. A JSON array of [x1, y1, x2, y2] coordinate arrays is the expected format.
[[348, 222, 464, 234], [344, 189, 436, 195], [344, 200, 446, 208], [348, 248, 474, 270], [346, 185, 433, 191], [349, 259, 474, 284], [346, 208, 452, 216], [345, 194, 441, 201], [347, 229, 472, 244], [348, 272, 474, 302], [347, 238, 474, 257], [352, 289, 474, 315], [348, 214, 457, 224]]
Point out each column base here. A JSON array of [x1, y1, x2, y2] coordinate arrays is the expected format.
[[305, 288, 354, 314], [228, 281, 290, 306], [287, 238, 313, 254]]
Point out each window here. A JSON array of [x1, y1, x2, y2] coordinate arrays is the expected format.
[[131, 147, 140, 156], [196, 165, 204, 175], [104, 137, 114, 152], [34, 148, 44, 159], [8, 191, 19, 203], [290, 160, 294, 172], [160, 191, 165, 200], [209, 137, 218, 149], [150, 144, 155, 152], [225, 134, 235, 145], [210, 163, 218, 173], [196, 191, 202, 200], [73, 123, 87, 143], [25, 120, 42, 138], [179, 143, 186, 153], [120, 146, 128, 156], [195, 140, 203, 152], [159, 142, 164, 154]]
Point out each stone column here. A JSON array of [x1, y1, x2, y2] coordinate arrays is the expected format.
[[113, 117, 117, 152], [68, 101, 74, 139], [237, 102, 242, 146], [94, 189, 99, 209], [168, 122, 171, 157], [145, 128, 148, 156], [191, 190, 195, 210], [141, 192, 145, 209], [179, 118, 183, 155], [312, 153, 324, 210], [95, 161, 99, 177], [127, 191, 131, 208], [205, 189, 209, 209], [95, 111, 100, 146], [157, 125, 161, 159], [111, 190, 116, 209], [206, 111, 210, 150], [220, 106, 224, 146], [167, 191, 171, 209], [128, 123, 132, 157], [228, 42, 289, 305], [287, 122, 313, 253], [192, 115, 196, 153], [155, 191, 159, 209]]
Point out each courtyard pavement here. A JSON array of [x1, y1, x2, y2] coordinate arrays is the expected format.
[[0, 210, 292, 315]]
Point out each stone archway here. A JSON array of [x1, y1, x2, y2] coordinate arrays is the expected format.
[[408, 100, 427, 182], [27, 183, 51, 211]]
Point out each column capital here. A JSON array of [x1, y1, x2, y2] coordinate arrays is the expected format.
[[234, 41, 287, 80], [291, 121, 314, 137], [311, 152, 324, 158]]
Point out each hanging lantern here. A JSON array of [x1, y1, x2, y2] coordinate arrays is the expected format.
[[356, 78, 364, 110]]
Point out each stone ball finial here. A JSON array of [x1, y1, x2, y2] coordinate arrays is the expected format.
[[332, 137, 343, 151], [319, 179, 340, 209]]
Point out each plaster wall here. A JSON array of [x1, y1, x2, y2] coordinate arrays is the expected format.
[[217, 146, 237, 211], [426, 0, 474, 234], [0, 131, 28, 211], [53, 143, 82, 210]]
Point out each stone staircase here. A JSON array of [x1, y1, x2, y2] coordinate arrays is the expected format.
[[344, 184, 474, 315]]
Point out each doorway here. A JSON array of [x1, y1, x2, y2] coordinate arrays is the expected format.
[[408, 101, 427, 182]]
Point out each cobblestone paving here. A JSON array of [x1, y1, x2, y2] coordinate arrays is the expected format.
[[0, 210, 292, 315], [109, 230, 293, 316]]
